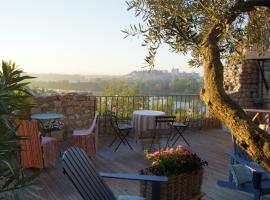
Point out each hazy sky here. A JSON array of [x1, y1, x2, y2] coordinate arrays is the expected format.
[[0, 0, 203, 75]]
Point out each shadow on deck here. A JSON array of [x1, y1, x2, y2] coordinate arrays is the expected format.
[[36, 129, 270, 200]]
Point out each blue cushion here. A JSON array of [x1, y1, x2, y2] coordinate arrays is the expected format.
[[117, 195, 145, 200], [230, 162, 270, 186]]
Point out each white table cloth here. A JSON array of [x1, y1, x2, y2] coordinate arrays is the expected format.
[[131, 110, 165, 139]]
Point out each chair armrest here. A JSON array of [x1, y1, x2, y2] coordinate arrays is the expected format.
[[225, 152, 266, 173], [99, 172, 168, 182]]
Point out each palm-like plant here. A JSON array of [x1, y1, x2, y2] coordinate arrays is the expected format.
[[0, 61, 38, 198]]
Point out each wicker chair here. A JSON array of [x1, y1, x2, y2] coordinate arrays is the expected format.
[[16, 120, 58, 169], [73, 111, 99, 157]]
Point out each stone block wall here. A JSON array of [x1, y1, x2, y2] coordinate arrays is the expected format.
[[31, 93, 96, 131], [224, 60, 259, 108]]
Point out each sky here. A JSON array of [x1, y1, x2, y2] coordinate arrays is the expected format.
[[0, 0, 203, 75]]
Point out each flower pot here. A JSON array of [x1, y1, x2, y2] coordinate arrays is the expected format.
[[140, 169, 203, 200]]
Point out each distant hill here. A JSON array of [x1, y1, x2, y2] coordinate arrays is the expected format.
[[127, 70, 201, 79], [29, 69, 201, 82], [29, 69, 203, 96]]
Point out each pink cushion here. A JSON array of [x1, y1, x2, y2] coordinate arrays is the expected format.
[[41, 136, 57, 145], [73, 129, 93, 136]]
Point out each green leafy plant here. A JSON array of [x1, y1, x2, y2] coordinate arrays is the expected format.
[[0, 61, 41, 199], [144, 146, 207, 176]]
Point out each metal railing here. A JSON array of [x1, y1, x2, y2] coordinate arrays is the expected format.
[[96, 95, 219, 131]]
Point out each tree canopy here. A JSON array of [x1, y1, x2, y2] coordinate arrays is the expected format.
[[124, 0, 270, 67], [125, 0, 270, 171]]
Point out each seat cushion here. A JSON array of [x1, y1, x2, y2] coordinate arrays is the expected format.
[[118, 123, 133, 130], [73, 129, 91, 136], [41, 136, 57, 145], [230, 162, 270, 186], [117, 195, 145, 200]]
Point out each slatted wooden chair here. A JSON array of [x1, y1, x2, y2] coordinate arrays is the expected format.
[[73, 111, 99, 157], [62, 146, 168, 200], [16, 120, 58, 169], [217, 135, 270, 200]]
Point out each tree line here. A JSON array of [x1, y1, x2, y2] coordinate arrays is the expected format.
[[30, 70, 203, 96]]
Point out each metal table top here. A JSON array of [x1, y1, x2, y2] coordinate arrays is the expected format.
[[31, 113, 64, 120]]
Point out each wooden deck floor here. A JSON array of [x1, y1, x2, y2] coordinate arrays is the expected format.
[[35, 129, 270, 200]]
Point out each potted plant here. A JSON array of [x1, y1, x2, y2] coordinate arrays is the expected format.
[[140, 146, 208, 200]]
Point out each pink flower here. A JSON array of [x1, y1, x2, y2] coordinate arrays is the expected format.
[[152, 161, 158, 166], [176, 145, 191, 155], [153, 151, 160, 157]]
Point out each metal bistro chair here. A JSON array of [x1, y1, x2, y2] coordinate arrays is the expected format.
[[106, 111, 133, 152], [62, 147, 168, 200], [164, 110, 191, 148], [149, 115, 176, 151]]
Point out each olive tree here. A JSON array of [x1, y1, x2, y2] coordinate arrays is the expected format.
[[124, 0, 270, 171]]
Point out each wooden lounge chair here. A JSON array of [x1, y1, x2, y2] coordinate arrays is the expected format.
[[16, 120, 58, 169], [73, 111, 99, 157], [62, 146, 168, 200], [217, 135, 270, 200]]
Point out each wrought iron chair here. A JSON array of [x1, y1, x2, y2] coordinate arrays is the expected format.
[[166, 110, 192, 147], [149, 115, 176, 151], [106, 110, 133, 152], [217, 135, 270, 200], [62, 146, 168, 200], [73, 111, 99, 157]]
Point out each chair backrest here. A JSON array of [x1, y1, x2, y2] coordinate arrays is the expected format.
[[62, 147, 116, 200], [231, 135, 252, 162], [16, 120, 44, 168], [183, 108, 193, 126], [87, 111, 99, 134], [155, 115, 176, 127], [106, 110, 119, 131], [93, 111, 99, 150]]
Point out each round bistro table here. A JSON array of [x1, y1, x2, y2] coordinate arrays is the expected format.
[[131, 110, 165, 139], [31, 113, 64, 136]]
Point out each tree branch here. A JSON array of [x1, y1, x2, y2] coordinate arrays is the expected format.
[[226, 0, 270, 24]]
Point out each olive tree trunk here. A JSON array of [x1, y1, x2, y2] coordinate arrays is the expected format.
[[200, 27, 270, 172]]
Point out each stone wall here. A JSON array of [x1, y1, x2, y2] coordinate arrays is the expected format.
[[224, 60, 260, 108], [31, 93, 96, 131]]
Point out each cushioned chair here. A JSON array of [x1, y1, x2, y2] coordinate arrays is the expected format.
[[16, 120, 58, 169], [62, 147, 168, 200], [73, 111, 99, 157], [217, 135, 270, 200]]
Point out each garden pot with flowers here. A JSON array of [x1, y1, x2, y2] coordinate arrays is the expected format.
[[140, 146, 208, 200]]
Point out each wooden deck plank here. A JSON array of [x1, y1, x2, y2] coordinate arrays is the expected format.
[[33, 129, 270, 200]]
